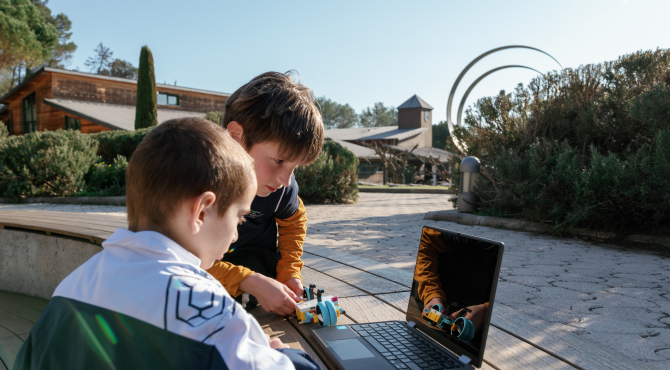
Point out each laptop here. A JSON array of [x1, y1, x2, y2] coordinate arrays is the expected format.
[[310, 225, 504, 369]]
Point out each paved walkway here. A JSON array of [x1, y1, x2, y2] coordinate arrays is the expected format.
[[2, 193, 669, 368]]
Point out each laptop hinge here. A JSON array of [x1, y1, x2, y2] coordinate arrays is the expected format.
[[459, 355, 471, 364]]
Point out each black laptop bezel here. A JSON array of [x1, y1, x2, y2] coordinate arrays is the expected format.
[[405, 225, 504, 368]]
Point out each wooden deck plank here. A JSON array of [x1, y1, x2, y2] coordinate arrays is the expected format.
[[6, 210, 127, 226], [339, 295, 406, 323], [492, 304, 654, 370], [301, 253, 410, 295], [374, 292, 411, 313], [0, 215, 120, 233], [303, 243, 413, 287], [301, 266, 368, 298], [0, 218, 110, 243], [249, 306, 327, 370]]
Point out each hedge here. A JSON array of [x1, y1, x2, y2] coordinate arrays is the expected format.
[[295, 138, 359, 204]]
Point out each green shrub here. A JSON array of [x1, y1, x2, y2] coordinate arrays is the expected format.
[[460, 49, 670, 234], [295, 139, 359, 204], [204, 111, 225, 126], [80, 155, 128, 196], [0, 130, 98, 198], [90, 128, 150, 162]]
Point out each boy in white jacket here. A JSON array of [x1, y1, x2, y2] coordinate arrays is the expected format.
[[14, 118, 319, 370]]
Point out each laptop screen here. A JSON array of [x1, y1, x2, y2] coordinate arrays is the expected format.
[[406, 226, 503, 367]]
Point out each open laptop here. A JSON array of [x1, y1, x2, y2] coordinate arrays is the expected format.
[[310, 225, 504, 369]]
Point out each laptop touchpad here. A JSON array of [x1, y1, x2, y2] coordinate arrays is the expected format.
[[328, 339, 376, 360]]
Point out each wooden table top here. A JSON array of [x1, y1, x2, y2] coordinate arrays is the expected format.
[[0, 209, 652, 370]]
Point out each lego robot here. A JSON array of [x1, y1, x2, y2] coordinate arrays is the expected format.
[[423, 302, 475, 343], [295, 284, 346, 327]]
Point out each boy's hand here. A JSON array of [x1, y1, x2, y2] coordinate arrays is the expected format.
[[266, 334, 290, 349], [423, 297, 445, 316], [239, 273, 299, 316], [282, 278, 304, 298]]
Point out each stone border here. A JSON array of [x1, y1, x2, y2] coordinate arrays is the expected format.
[[424, 209, 670, 248], [0, 229, 102, 300], [0, 196, 126, 206], [359, 187, 455, 194]]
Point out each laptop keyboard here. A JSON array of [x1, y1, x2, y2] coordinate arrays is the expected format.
[[350, 322, 461, 369]]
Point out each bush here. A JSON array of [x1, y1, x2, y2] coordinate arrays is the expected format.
[[204, 111, 225, 126], [461, 49, 670, 234], [90, 128, 150, 162], [0, 130, 98, 198], [295, 139, 359, 204], [80, 155, 128, 196]]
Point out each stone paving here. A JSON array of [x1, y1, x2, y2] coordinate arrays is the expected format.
[[2, 193, 670, 367]]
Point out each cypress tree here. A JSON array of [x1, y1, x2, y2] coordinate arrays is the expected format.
[[134, 46, 158, 129]]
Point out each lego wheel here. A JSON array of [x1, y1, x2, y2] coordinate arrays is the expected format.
[[452, 317, 475, 342], [430, 303, 445, 313], [316, 302, 330, 326], [324, 300, 338, 326]]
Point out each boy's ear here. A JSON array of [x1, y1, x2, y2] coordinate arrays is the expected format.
[[190, 191, 217, 235], [227, 121, 244, 143]]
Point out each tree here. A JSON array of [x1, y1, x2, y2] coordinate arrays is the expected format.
[[432, 121, 450, 149], [359, 102, 397, 127], [135, 46, 158, 129], [48, 13, 77, 68], [105, 59, 138, 79], [316, 96, 358, 129], [0, 0, 58, 71], [84, 43, 113, 74]]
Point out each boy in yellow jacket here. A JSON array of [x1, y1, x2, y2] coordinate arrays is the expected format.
[[208, 71, 324, 316]]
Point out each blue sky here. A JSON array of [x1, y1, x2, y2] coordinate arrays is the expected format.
[[50, 0, 670, 123]]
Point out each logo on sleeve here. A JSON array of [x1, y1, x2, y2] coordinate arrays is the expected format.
[[165, 274, 227, 330]]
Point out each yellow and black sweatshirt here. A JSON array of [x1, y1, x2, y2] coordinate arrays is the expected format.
[[208, 173, 306, 297]]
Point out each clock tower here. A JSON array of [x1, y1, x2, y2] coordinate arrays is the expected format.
[[397, 94, 433, 147]]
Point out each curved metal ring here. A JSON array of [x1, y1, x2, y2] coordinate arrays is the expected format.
[[456, 65, 543, 129], [446, 45, 565, 154]]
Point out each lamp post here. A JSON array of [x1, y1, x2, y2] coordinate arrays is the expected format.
[[457, 156, 480, 213]]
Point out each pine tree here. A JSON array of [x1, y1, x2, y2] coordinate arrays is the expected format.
[[134, 46, 157, 129]]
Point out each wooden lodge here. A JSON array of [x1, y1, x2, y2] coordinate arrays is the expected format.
[[0, 67, 230, 135]]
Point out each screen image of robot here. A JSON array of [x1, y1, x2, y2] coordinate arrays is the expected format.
[[407, 227, 500, 359]]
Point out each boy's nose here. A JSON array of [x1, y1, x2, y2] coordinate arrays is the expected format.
[[277, 170, 292, 188]]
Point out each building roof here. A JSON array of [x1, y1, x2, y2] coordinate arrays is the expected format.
[[0, 66, 231, 104], [397, 94, 433, 110], [330, 139, 379, 160], [388, 144, 455, 163], [324, 125, 427, 142], [44, 99, 205, 131]]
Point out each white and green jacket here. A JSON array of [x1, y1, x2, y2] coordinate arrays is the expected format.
[[14, 229, 303, 370]]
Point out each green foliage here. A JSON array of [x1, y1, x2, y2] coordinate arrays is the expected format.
[[105, 59, 138, 79], [204, 111, 225, 126], [0, 0, 58, 70], [461, 49, 670, 233], [295, 139, 359, 204], [0, 121, 8, 141], [0, 129, 98, 198], [359, 102, 397, 127], [135, 45, 158, 129], [316, 96, 359, 129], [81, 155, 128, 196], [432, 121, 450, 149], [89, 128, 151, 162]]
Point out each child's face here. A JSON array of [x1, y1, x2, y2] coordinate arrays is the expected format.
[[197, 179, 257, 268], [246, 141, 302, 197]]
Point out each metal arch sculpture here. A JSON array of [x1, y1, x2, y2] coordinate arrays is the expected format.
[[456, 65, 543, 129], [447, 45, 566, 154]]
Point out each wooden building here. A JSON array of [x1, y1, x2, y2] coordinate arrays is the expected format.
[[0, 66, 230, 135]]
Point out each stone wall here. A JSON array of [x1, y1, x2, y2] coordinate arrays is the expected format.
[[0, 229, 102, 300]]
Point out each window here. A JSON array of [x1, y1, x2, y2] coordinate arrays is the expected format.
[[22, 93, 37, 134], [65, 116, 81, 130], [158, 92, 179, 106], [358, 162, 383, 173]]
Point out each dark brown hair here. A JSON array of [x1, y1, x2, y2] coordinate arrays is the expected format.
[[126, 118, 255, 232], [223, 71, 324, 164]]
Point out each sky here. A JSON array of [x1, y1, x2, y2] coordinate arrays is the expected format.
[[49, 0, 670, 124]]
